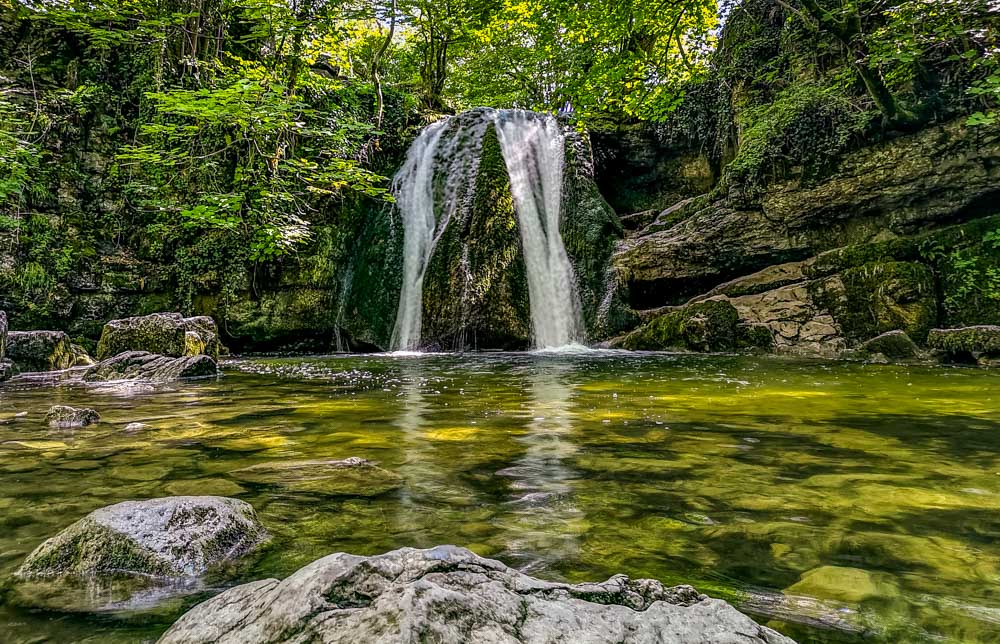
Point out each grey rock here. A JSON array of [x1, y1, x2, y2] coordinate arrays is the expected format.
[[858, 331, 920, 360], [46, 405, 100, 428], [0, 359, 12, 382], [96, 313, 223, 360], [17, 496, 268, 580], [83, 351, 219, 382], [158, 545, 794, 644], [6, 330, 76, 372], [14, 497, 269, 613]]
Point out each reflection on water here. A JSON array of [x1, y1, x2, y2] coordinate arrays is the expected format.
[[0, 353, 999, 643], [498, 362, 582, 573]]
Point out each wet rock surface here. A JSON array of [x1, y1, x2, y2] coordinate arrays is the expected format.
[[45, 405, 100, 428], [13, 496, 269, 612], [83, 351, 219, 382], [158, 545, 795, 644], [96, 313, 223, 361]]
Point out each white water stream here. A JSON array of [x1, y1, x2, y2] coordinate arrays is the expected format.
[[390, 109, 583, 351]]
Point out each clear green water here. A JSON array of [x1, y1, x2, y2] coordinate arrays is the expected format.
[[1, 352, 1000, 643]]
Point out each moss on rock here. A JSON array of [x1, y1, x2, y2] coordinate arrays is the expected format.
[[810, 261, 937, 344], [617, 300, 740, 352], [96, 313, 222, 360]]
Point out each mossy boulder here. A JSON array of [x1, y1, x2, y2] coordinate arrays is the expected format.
[[811, 262, 937, 344], [13, 497, 269, 612], [927, 326, 1000, 363], [616, 300, 740, 352], [45, 405, 100, 428], [96, 313, 223, 360], [857, 330, 920, 360], [6, 330, 78, 372], [83, 351, 219, 383]]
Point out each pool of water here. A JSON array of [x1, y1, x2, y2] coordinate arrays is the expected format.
[[1, 352, 999, 642]]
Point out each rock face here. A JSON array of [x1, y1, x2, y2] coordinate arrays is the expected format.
[[158, 545, 794, 644], [96, 313, 223, 361], [45, 405, 101, 428], [928, 326, 1000, 363], [17, 497, 268, 581], [6, 330, 79, 372], [83, 351, 219, 382], [231, 457, 402, 497], [614, 120, 1000, 310]]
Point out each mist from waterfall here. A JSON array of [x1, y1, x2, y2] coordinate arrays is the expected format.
[[390, 109, 583, 351]]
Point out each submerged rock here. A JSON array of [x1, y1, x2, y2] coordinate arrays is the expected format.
[[928, 326, 1000, 363], [13, 496, 268, 611], [6, 330, 79, 372], [83, 351, 219, 382], [158, 545, 794, 644], [96, 313, 223, 361], [858, 330, 920, 360], [231, 456, 402, 497], [45, 405, 100, 428]]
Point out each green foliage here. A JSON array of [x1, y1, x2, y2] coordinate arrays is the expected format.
[[922, 227, 1000, 325], [726, 83, 874, 197]]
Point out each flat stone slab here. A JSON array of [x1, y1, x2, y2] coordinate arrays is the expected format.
[[83, 351, 219, 382], [158, 545, 795, 644]]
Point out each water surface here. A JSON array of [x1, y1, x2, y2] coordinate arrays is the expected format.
[[1, 352, 999, 642]]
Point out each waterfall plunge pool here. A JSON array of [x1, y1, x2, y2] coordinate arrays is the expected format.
[[1, 352, 999, 643]]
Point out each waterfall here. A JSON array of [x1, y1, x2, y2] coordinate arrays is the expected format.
[[494, 113, 583, 349], [390, 109, 583, 351]]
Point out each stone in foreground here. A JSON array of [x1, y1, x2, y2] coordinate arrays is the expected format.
[[18, 496, 268, 579], [96, 312, 224, 360], [158, 545, 794, 644], [83, 351, 219, 382], [46, 405, 100, 428], [14, 497, 268, 612]]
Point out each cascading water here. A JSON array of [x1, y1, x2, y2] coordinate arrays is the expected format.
[[390, 109, 584, 351], [494, 112, 583, 349]]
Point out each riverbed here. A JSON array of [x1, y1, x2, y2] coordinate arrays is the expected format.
[[1, 352, 998, 642]]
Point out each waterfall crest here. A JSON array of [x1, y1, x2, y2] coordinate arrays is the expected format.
[[390, 109, 583, 351]]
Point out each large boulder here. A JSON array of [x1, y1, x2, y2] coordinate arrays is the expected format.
[[858, 330, 920, 360], [83, 351, 219, 382], [6, 330, 79, 372], [158, 545, 794, 644], [96, 313, 223, 360], [14, 497, 268, 611]]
